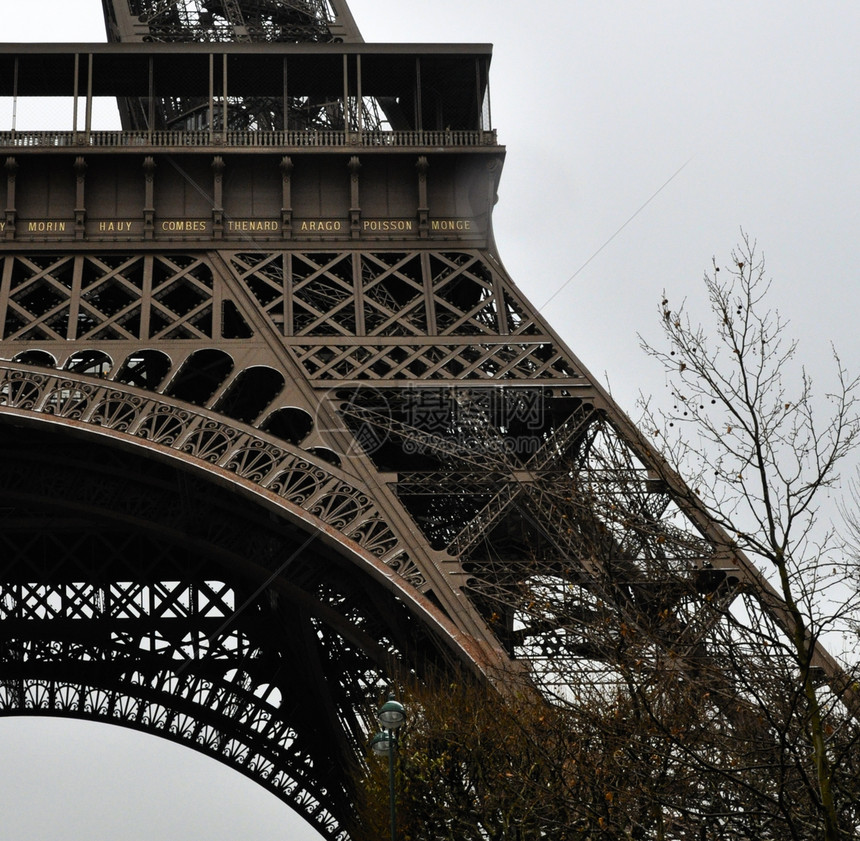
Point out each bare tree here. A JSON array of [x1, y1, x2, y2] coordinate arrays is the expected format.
[[638, 232, 860, 839], [355, 672, 734, 841]]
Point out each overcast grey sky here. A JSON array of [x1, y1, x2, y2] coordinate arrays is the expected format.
[[2, 1, 860, 838]]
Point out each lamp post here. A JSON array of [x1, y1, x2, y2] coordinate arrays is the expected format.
[[371, 693, 406, 841]]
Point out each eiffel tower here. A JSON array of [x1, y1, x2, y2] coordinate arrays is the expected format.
[[0, 2, 853, 838]]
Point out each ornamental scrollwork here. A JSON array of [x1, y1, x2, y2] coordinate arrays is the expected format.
[[223, 440, 284, 483], [23, 682, 50, 710], [181, 421, 240, 463], [308, 482, 371, 531], [386, 552, 427, 589], [83, 688, 113, 717], [347, 517, 400, 558], [0, 371, 45, 409], [265, 461, 327, 504], [43, 380, 96, 419], [90, 391, 145, 431], [135, 406, 189, 445], [0, 676, 339, 835], [0, 362, 420, 591]]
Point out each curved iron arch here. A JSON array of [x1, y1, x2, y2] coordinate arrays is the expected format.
[[0, 365, 496, 838], [0, 361, 414, 577]]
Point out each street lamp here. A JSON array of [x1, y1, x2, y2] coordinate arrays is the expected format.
[[371, 693, 406, 841]]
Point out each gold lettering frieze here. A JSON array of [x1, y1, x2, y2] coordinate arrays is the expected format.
[[17, 219, 73, 236], [89, 219, 141, 236], [430, 219, 475, 232], [363, 219, 415, 233], [226, 219, 281, 233], [160, 219, 209, 233], [298, 219, 345, 233]]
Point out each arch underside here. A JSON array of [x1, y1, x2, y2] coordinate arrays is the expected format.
[[0, 418, 456, 839]]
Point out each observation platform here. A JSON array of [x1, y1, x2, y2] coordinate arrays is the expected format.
[[0, 42, 496, 141], [0, 42, 503, 246]]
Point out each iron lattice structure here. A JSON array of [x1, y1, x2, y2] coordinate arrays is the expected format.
[[0, 4, 854, 839], [101, 0, 362, 43], [101, 0, 382, 133]]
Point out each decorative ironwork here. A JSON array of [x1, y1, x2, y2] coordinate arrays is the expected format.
[[115, 0, 341, 44], [0, 363, 407, 569], [0, 4, 855, 838]]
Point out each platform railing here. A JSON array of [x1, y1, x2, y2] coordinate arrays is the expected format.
[[0, 129, 498, 149]]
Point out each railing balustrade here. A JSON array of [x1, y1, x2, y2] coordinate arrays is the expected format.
[[0, 129, 497, 149]]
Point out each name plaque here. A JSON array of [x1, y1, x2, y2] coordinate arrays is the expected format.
[[159, 219, 209, 234], [89, 219, 143, 237], [1, 216, 481, 239], [15, 219, 75, 236], [430, 219, 475, 232], [362, 218, 416, 233], [295, 219, 347, 233], [225, 219, 281, 234]]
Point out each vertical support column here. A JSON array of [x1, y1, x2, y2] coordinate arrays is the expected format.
[[421, 251, 437, 336], [85, 53, 94, 142], [342, 54, 350, 137], [4, 157, 18, 241], [475, 58, 483, 132], [208, 53, 215, 142], [356, 54, 363, 136], [348, 156, 361, 240], [0, 159, 15, 333], [416, 156, 429, 239], [140, 255, 153, 340], [73, 54, 80, 142], [73, 156, 87, 241], [283, 56, 290, 134], [211, 254, 225, 346], [483, 58, 492, 135], [415, 58, 423, 134], [280, 156, 293, 239], [148, 56, 155, 140], [143, 156, 156, 240], [352, 251, 364, 338], [11, 58, 18, 136], [222, 54, 229, 139], [212, 156, 225, 240]]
